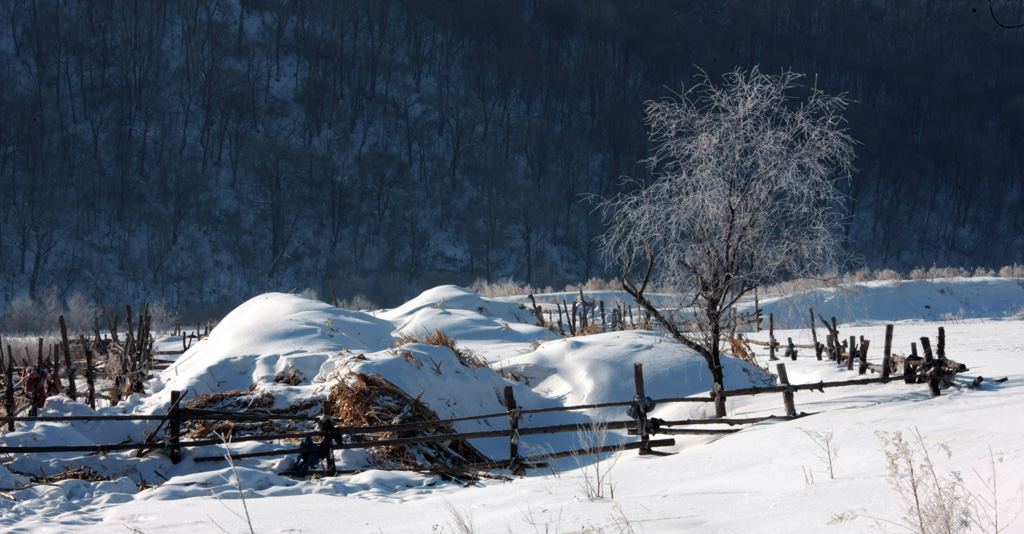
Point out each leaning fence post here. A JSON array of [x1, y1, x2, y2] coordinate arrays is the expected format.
[[504, 386, 524, 475], [881, 325, 894, 380], [831, 317, 840, 360], [632, 363, 652, 455], [319, 399, 337, 474], [776, 363, 797, 418], [169, 390, 182, 464]]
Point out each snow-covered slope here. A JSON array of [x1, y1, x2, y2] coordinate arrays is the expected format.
[[1, 280, 1022, 533]]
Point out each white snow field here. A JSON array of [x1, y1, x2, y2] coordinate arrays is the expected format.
[[1, 280, 1023, 533]]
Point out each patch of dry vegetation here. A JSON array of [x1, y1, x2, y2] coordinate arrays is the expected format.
[[328, 372, 490, 469]]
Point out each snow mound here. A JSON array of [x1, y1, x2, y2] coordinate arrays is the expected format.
[[155, 293, 395, 401], [378, 285, 533, 326], [501, 331, 775, 420]]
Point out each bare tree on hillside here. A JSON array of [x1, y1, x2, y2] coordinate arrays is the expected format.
[[599, 67, 856, 417]]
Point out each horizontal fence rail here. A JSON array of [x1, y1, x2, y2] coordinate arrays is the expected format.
[[0, 322, 973, 479]]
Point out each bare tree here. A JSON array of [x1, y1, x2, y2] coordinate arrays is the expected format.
[[599, 67, 856, 417]]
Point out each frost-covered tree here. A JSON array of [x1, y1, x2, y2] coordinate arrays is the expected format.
[[600, 67, 856, 417]]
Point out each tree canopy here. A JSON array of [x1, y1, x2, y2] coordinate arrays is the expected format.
[[601, 67, 856, 416]]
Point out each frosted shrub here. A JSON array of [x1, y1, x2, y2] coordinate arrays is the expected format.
[[877, 430, 972, 533], [834, 429, 973, 533], [909, 267, 930, 280], [64, 292, 99, 333], [470, 277, 531, 298], [1, 295, 47, 333], [998, 264, 1024, 278], [339, 294, 377, 311], [147, 299, 179, 333], [874, 268, 901, 281], [572, 422, 623, 501]]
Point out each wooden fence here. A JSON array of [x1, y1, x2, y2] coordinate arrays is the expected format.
[[0, 322, 969, 479]]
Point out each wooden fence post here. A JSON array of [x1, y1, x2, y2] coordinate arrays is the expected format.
[[881, 324, 894, 380], [2, 338, 13, 431], [831, 317, 840, 360], [169, 390, 182, 464], [847, 336, 856, 371], [768, 313, 777, 360], [59, 316, 77, 402], [937, 327, 946, 360], [632, 363, 652, 455], [786, 337, 797, 360], [858, 339, 871, 375], [80, 335, 96, 409], [810, 308, 822, 360], [920, 337, 941, 396], [904, 342, 919, 384], [319, 399, 337, 474], [776, 363, 797, 418], [504, 386, 525, 475]]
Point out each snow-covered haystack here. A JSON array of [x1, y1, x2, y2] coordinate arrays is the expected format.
[[501, 331, 775, 421]]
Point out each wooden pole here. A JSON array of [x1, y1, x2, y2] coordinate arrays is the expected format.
[[920, 337, 941, 396], [920, 337, 934, 362], [847, 336, 856, 371], [80, 335, 96, 409], [858, 339, 871, 375], [881, 324, 894, 380], [59, 316, 77, 402], [904, 342, 919, 384], [754, 288, 761, 331], [319, 399, 337, 474], [125, 305, 136, 373], [831, 317, 840, 361], [810, 308, 822, 360], [937, 327, 946, 360], [768, 313, 777, 360], [504, 386, 525, 475], [169, 390, 182, 464], [3, 337, 13, 431], [633, 363, 652, 454], [776, 363, 797, 417]]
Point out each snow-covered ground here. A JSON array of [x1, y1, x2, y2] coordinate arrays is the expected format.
[[2, 281, 1023, 533]]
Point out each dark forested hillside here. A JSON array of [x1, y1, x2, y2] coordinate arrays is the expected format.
[[1, 0, 1022, 315]]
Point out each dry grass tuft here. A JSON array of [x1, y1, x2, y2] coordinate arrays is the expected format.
[[328, 372, 489, 469], [274, 365, 304, 385], [393, 330, 488, 369]]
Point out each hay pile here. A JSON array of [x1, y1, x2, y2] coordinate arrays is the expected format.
[[329, 372, 490, 470], [182, 384, 320, 440]]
